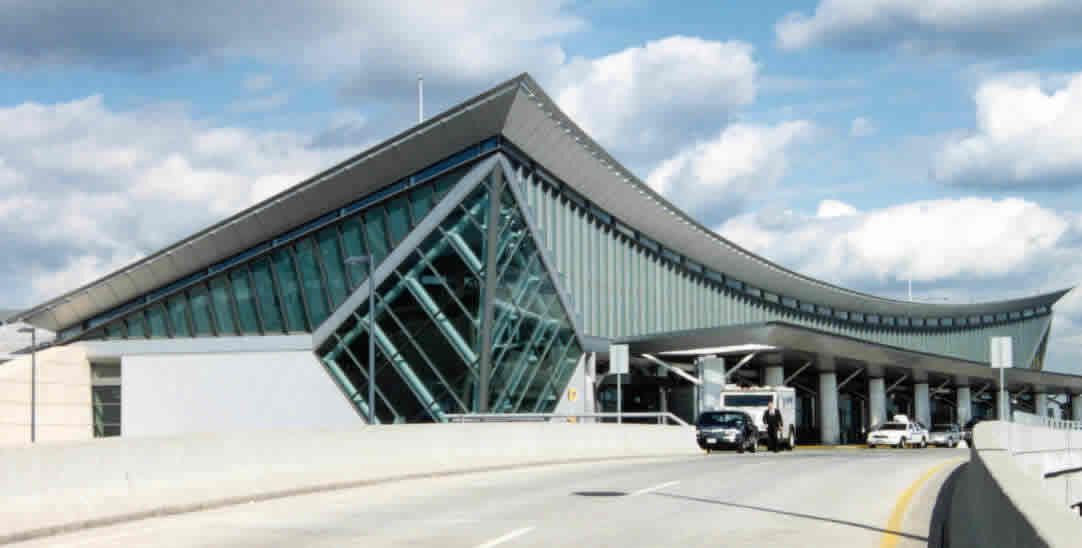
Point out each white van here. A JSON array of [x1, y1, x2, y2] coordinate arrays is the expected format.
[[716, 385, 798, 450]]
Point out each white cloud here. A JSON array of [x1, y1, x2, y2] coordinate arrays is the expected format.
[[229, 91, 290, 113], [646, 120, 816, 224], [0, 1, 583, 101], [776, 0, 1082, 54], [719, 197, 1071, 285], [849, 116, 875, 137], [554, 36, 757, 149], [934, 72, 1082, 187], [0, 95, 355, 306]]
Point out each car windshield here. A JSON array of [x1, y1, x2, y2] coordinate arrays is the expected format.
[[698, 412, 746, 428], [932, 425, 953, 432], [879, 424, 907, 431], [723, 394, 774, 407]]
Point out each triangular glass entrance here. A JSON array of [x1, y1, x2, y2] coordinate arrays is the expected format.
[[315, 154, 584, 423]]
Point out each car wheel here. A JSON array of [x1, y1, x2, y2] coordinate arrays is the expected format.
[[737, 444, 744, 454], [868, 444, 876, 449], [921, 437, 927, 449], [895, 438, 904, 449]]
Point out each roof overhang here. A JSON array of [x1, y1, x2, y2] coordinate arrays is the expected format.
[[618, 322, 1082, 394]]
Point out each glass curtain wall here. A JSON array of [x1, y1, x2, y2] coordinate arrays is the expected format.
[[316, 167, 583, 423], [93, 166, 469, 340]]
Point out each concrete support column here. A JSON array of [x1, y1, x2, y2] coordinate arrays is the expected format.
[[914, 382, 931, 427], [764, 353, 785, 387], [1034, 392, 1048, 418], [998, 390, 1010, 421], [868, 378, 886, 430], [818, 370, 839, 445], [1073, 395, 1082, 422], [956, 386, 972, 426]]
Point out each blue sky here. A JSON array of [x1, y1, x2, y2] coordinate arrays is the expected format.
[[2, 1, 1082, 372]]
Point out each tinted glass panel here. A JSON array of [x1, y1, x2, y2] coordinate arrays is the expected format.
[[230, 269, 261, 335], [209, 277, 237, 335], [250, 259, 284, 333], [340, 216, 368, 290], [364, 209, 390, 264], [295, 237, 330, 326], [409, 186, 434, 224], [126, 313, 146, 338], [189, 284, 215, 335], [272, 250, 308, 332], [166, 295, 191, 337], [106, 322, 125, 340], [317, 228, 349, 307], [145, 305, 168, 338]]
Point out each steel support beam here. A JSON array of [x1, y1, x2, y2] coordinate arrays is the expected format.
[[478, 168, 504, 413], [723, 352, 758, 382], [836, 367, 864, 391], [783, 361, 814, 385], [886, 374, 909, 393]]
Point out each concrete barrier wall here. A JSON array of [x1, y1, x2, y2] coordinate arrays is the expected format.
[[0, 423, 697, 542], [948, 421, 1081, 548], [0, 346, 91, 447]]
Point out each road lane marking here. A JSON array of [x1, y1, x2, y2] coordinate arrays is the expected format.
[[474, 526, 535, 548], [630, 480, 680, 496], [879, 458, 964, 548]]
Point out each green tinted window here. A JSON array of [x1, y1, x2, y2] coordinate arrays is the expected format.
[[189, 284, 215, 335], [250, 258, 284, 333], [230, 269, 261, 335], [126, 312, 146, 338], [409, 186, 434, 223], [386, 196, 411, 245], [145, 305, 168, 338], [166, 295, 191, 337], [364, 209, 390, 264], [106, 322, 125, 340], [272, 249, 308, 332], [340, 216, 368, 290], [295, 237, 329, 326], [209, 276, 237, 335], [317, 228, 349, 306]]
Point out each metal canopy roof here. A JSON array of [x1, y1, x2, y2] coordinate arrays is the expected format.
[[619, 323, 1082, 394], [11, 73, 1073, 332]]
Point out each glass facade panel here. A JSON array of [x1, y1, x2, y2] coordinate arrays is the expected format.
[[126, 313, 146, 338], [364, 209, 391, 264], [106, 322, 125, 339], [386, 196, 411, 245], [340, 216, 369, 290], [317, 169, 582, 422], [410, 185, 434, 223], [209, 276, 237, 335], [317, 228, 349, 307], [189, 284, 215, 336], [272, 249, 308, 332], [295, 237, 330, 326], [230, 269, 261, 334], [146, 305, 168, 338], [251, 258, 284, 333], [166, 294, 191, 337]]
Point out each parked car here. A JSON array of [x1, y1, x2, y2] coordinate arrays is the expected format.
[[866, 416, 928, 448], [929, 424, 961, 447], [696, 409, 760, 454]]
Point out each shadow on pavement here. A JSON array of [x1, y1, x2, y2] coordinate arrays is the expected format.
[[927, 461, 966, 548], [654, 492, 927, 542]]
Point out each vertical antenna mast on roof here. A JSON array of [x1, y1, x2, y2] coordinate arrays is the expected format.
[[418, 74, 423, 123]]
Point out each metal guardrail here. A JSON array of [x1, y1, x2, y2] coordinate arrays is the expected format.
[[443, 412, 689, 426]]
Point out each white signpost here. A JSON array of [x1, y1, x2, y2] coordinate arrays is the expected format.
[[610, 344, 629, 424], [990, 337, 1013, 422]]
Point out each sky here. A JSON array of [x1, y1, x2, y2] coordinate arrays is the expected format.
[[1, 1, 1082, 373]]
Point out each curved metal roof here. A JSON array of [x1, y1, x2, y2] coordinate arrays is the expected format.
[[10, 73, 1072, 332]]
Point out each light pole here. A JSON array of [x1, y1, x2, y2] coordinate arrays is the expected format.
[[345, 255, 376, 425], [17, 327, 36, 443]]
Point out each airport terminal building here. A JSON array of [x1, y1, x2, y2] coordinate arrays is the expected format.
[[4, 74, 1079, 445]]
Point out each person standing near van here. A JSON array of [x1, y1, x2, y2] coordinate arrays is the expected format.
[[763, 400, 783, 453]]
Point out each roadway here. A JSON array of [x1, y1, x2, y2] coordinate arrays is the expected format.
[[12, 447, 966, 548]]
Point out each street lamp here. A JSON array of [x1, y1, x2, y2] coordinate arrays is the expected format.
[[16, 327, 36, 443], [345, 254, 376, 425]]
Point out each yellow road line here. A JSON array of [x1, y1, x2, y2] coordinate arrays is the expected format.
[[880, 458, 964, 548]]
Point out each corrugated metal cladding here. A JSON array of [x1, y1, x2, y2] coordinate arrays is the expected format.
[[517, 168, 1051, 369]]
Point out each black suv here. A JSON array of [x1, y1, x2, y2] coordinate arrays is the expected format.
[[696, 410, 760, 454]]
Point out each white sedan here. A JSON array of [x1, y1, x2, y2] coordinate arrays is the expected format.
[[866, 422, 928, 448]]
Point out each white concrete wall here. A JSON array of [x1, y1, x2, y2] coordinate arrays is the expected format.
[[552, 353, 595, 419], [0, 345, 91, 446], [0, 423, 697, 542], [122, 350, 361, 437]]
